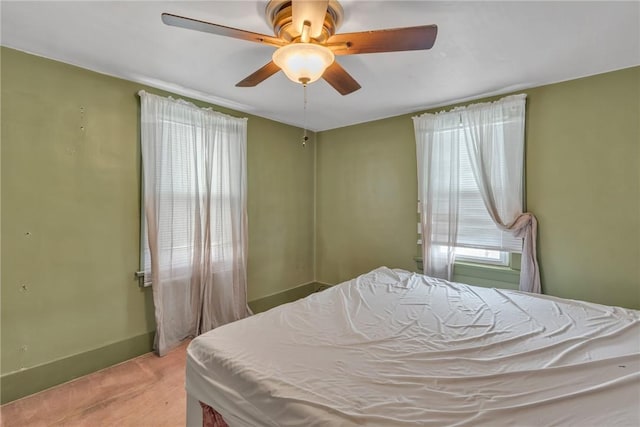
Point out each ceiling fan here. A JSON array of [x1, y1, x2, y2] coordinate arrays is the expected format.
[[162, 0, 438, 95]]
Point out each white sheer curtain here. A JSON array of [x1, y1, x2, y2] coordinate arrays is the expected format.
[[461, 95, 540, 293], [414, 94, 541, 293], [139, 91, 251, 356], [415, 112, 461, 280]]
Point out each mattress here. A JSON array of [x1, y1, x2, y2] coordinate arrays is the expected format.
[[186, 267, 640, 426]]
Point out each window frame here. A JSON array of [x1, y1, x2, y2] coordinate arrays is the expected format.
[[453, 246, 510, 267], [138, 117, 241, 287]]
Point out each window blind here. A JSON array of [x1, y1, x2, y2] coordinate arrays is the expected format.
[[430, 127, 522, 253], [141, 119, 237, 281]]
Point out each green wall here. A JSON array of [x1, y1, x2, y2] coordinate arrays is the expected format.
[[316, 117, 418, 284], [316, 66, 639, 309], [1, 47, 314, 400], [526, 67, 639, 307]]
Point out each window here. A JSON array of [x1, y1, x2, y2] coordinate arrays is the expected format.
[[415, 95, 539, 291], [453, 129, 521, 265], [421, 124, 521, 266], [415, 95, 527, 278], [139, 116, 242, 286], [454, 247, 508, 266]]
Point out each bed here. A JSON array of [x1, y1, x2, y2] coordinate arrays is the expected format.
[[185, 267, 640, 426]]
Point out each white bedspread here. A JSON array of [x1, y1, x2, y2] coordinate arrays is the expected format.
[[186, 267, 640, 426]]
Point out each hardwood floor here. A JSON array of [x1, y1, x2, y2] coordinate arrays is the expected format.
[[1, 341, 189, 427]]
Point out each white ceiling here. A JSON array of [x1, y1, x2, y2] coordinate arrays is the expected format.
[[2, 1, 639, 131]]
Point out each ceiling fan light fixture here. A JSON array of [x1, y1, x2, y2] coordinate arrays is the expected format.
[[272, 43, 335, 85]]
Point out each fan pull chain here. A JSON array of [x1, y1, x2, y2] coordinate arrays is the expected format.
[[302, 83, 308, 147]]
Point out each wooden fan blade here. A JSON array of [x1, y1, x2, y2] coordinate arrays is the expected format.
[[322, 61, 361, 95], [292, 0, 329, 39], [162, 13, 286, 48], [328, 25, 438, 55], [236, 61, 281, 87]]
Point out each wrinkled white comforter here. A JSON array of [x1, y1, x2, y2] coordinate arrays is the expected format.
[[187, 267, 640, 426]]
